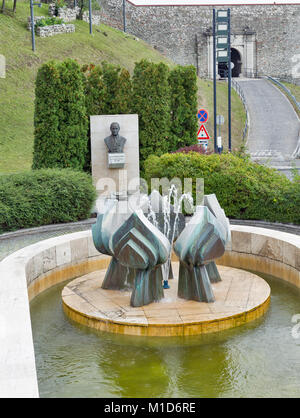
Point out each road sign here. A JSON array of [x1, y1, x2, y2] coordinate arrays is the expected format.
[[197, 109, 208, 123], [197, 124, 210, 140], [216, 115, 225, 125], [217, 9, 229, 21], [198, 139, 208, 148], [217, 49, 228, 62], [216, 22, 228, 36], [217, 36, 228, 49]]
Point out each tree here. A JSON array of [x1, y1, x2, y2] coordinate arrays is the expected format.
[[1, 0, 17, 13], [169, 65, 198, 150], [82, 61, 132, 171], [76, 0, 101, 20], [33, 59, 88, 171], [132, 59, 171, 166]]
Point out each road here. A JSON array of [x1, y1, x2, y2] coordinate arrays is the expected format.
[[236, 78, 300, 179]]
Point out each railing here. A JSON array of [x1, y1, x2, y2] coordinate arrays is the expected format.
[[265, 76, 300, 112], [231, 78, 250, 143]]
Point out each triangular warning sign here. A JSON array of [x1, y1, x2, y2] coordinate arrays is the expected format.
[[197, 124, 210, 140]]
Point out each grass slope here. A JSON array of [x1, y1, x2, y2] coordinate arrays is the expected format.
[[198, 79, 246, 152], [0, 0, 246, 173]]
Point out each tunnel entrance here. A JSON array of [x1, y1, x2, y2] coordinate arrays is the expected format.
[[217, 48, 242, 78], [231, 48, 242, 77], [207, 31, 256, 79]]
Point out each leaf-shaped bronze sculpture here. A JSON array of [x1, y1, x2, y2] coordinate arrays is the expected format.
[[110, 210, 171, 306], [174, 206, 227, 302]]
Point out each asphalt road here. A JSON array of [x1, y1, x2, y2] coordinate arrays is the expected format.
[[236, 79, 299, 163]]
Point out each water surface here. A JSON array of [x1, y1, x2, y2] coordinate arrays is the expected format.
[[30, 273, 300, 398]]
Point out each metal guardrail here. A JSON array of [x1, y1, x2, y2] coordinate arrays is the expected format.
[[265, 76, 300, 112], [231, 78, 250, 143]]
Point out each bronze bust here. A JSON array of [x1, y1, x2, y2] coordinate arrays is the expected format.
[[104, 122, 126, 153]]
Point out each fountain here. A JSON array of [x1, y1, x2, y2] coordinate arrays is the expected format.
[[62, 190, 270, 337], [61, 118, 270, 336], [1, 118, 299, 398]]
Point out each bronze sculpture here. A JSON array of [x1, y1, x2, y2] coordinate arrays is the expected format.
[[104, 122, 127, 153]]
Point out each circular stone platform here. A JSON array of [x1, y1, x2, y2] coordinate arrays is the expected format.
[[62, 263, 270, 337]]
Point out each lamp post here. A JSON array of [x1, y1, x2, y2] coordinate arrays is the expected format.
[[88, 0, 92, 35], [123, 0, 126, 32], [30, 0, 41, 52]]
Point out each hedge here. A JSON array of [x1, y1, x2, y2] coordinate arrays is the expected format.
[[33, 59, 88, 171], [0, 169, 96, 233], [132, 60, 171, 166], [144, 152, 300, 224], [82, 62, 132, 171], [169, 65, 198, 150]]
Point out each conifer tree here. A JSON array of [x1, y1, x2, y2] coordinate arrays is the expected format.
[[132, 59, 171, 166], [33, 59, 88, 170], [169, 65, 198, 150]]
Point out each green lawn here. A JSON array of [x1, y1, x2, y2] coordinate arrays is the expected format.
[[282, 82, 300, 102], [0, 0, 246, 173]]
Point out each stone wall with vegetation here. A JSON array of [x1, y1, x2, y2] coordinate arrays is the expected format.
[[48, 3, 101, 25], [99, 1, 300, 80], [36, 23, 75, 37]]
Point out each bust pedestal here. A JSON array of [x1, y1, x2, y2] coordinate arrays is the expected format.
[[90, 114, 139, 212], [108, 153, 126, 169]]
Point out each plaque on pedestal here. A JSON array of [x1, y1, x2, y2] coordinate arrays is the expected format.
[[108, 153, 126, 168]]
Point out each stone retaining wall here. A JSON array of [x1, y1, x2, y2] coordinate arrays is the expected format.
[[27, 15, 45, 30], [36, 23, 75, 37], [99, 1, 300, 80], [0, 226, 299, 397], [48, 3, 78, 22], [48, 3, 101, 25], [27, 15, 75, 37]]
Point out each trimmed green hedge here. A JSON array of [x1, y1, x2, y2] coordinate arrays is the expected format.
[[33, 59, 88, 171], [132, 59, 171, 166], [144, 152, 300, 224], [0, 169, 96, 233]]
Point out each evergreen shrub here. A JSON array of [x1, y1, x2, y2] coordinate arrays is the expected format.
[[169, 65, 198, 150], [132, 59, 171, 166], [144, 152, 300, 224], [33, 59, 88, 171], [0, 169, 96, 233]]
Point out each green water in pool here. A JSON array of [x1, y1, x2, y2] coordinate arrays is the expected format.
[[30, 272, 300, 398]]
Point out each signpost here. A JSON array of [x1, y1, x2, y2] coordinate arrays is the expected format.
[[197, 108, 210, 150], [197, 109, 208, 123], [213, 9, 217, 152], [216, 114, 224, 126], [197, 125, 210, 141], [216, 114, 224, 154], [213, 8, 232, 153], [29, 0, 42, 52]]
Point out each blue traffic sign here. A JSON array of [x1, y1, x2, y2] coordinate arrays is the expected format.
[[197, 109, 208, 123]]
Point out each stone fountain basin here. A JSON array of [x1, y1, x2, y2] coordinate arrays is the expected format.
[[62, 262, 270, 337], [0, 226, 299, 397]]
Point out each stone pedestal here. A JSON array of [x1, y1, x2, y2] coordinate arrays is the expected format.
[[90, 114, 140, 210]]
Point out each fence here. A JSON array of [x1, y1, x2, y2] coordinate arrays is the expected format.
[[231, 78, 250, 143], [265, 76, 300, 112]]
